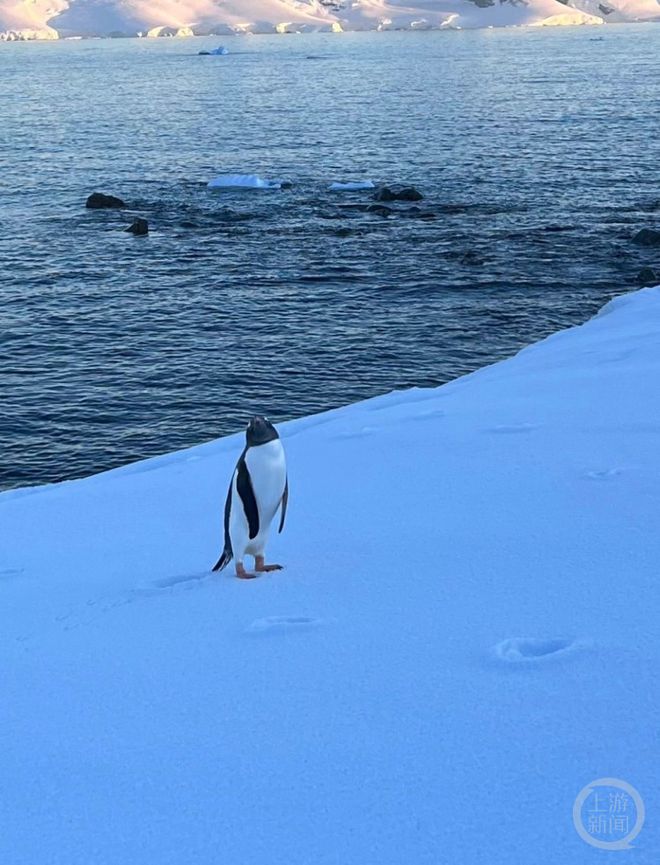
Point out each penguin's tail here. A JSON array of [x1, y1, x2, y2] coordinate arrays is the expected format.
[[211, 548, 232, 572]]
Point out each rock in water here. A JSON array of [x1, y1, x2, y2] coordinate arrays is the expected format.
[[397, 187, 424, 202], [86, 192, 127, 209], [366, 204, 394, 217], [125, 218, 149, 236], [638, 266, 659, 286], [632, 228, 660, 246], [374, 186, 424, 202]]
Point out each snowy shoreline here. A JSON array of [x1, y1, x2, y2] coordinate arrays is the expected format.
[[1, 285, 659, 862], [2, 0, 660, 43]]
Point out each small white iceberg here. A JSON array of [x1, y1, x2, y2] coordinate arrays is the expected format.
[[329, 181, 376, 191], [207, 174, 284, 190], [199, 46, 229, 56]]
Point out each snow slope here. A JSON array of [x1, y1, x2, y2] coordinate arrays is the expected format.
[[46, 0, 335, 38], [1, 286, 660, 863], [0, 0, 66, 39], [336, 0, 601, 30], [569, 0, 660, 22], [0, 0, 619, 40]]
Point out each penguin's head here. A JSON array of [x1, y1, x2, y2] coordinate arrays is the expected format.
[[246, 415, 279, 447]]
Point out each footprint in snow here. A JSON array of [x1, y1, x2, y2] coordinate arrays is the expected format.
[[584, 468, 623, 481], [484, 422, 539, 435], [492, 636, 579, 665], [0, 568, 24, 581], [246, 615, 323, 635], [367, 390, 438, 412], [137, 570, 211, 594], [414, 408, 446, 420], [333, 426, 376, 440]]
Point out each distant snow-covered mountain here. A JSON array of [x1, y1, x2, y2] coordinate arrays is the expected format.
[[566, 0, 660, 21], [0, 0, 658, 41]]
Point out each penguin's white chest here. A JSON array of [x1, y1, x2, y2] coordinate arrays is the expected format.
[[245, 439, 287, 528]]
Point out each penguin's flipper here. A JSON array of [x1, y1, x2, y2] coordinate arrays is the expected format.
[[278, 477, 289, 534], [212, 473, 235, 571], [237, 458, 260, 540]]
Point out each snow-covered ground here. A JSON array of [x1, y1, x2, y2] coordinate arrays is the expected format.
[[2, 0, 659, 40], [2, 285, 659, 863]]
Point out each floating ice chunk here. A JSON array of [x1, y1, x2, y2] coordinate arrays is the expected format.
[[207, 174, 283, 190], [329, 181, 376, 191], [199, 46, 229, 56]]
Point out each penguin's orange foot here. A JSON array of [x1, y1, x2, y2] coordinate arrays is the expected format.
[[255, 556, 283, 573], [236, 563, 258, 580]]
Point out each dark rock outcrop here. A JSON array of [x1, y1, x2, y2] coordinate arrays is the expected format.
[[632, 228, 660, 247], [366, 204, 394, 217], [374, 186, 424, 203], [637, 266, 659, 286], [86, 192, 127, 209], [125, 218, 149, 236]]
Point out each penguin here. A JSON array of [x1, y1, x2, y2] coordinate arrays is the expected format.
[[212, 416, 288, 579]]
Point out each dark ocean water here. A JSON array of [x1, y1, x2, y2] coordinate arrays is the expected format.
[[1, 26, 659, 490]]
